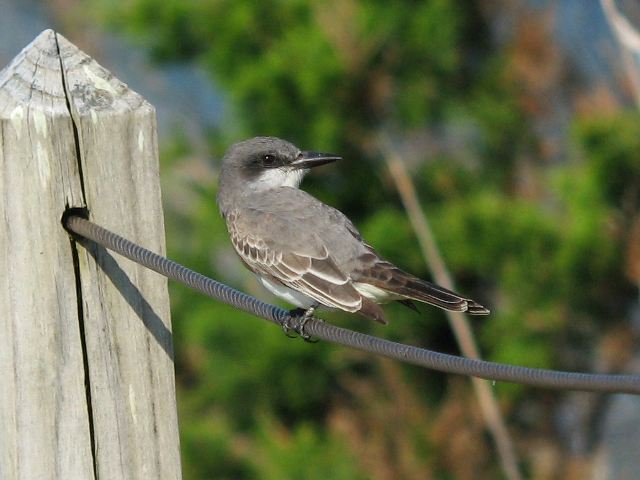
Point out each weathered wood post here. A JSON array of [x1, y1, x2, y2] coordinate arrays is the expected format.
[[0, 30, 182, 479]]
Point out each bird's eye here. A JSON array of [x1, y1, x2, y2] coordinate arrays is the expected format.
[[262, 154, 276, 166]]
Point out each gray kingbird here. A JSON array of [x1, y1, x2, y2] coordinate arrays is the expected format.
[[217, 136, 489, 324]]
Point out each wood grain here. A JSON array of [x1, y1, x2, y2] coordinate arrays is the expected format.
[[0, 29, 181, 479]]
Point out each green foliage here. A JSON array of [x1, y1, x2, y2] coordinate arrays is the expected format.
[[179, 413, 252, 479], [176, 299, 340, 425], [574, 112, 640, 209], [465, 55, 530, 177], [250, 416, 367, 480], [100, 0, 500, 217]]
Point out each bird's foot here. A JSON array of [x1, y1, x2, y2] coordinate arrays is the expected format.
[[283, 306, 320, 342]]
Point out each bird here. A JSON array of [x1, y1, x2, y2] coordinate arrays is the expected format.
[[216, 136, 489, 328]]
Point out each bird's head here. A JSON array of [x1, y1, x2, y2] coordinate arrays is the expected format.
[[219, 136, 341, 193]]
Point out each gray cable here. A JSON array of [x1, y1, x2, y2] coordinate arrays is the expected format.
[[63, 214, 640, 394]]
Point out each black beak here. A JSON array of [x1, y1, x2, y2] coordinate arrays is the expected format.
[[290, 151, 341, 170]]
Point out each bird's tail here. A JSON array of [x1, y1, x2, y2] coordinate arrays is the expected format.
[[353, 259, 490, 315]]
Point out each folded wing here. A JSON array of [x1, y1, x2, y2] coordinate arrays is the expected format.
[[226, 209, 387, 322]]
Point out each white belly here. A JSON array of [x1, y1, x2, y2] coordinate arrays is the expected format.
[[353, 282, 398, 302], [257, 276, 318, 309]]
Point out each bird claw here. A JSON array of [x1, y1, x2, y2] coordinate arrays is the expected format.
[[281, 322, 298, 339], [283, 306, 320, 342]]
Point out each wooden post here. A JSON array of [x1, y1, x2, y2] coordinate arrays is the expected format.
[[0, 30, 182, 479]]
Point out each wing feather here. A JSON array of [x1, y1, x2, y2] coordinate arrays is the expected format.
[[227, 210, 362, 312]]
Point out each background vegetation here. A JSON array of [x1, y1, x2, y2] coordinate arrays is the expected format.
[[57, 1, 640, 478]]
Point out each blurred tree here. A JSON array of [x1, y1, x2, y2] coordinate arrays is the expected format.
[[101, 0, 507, 214]]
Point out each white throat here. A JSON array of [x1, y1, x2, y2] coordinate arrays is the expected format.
[[253, 168, 308, 190]]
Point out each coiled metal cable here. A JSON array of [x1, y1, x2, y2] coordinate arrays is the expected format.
[[64, 214, 640, 394]]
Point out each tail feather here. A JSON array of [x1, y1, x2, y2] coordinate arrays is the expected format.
[[397, 299, 420, 313], [352, 259, 490, 316], [466, 300, 490, 315], [358, 297, 388, 324]]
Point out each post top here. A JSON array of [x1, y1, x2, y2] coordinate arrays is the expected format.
[[0, 29, 67, 117], [0, 29, 152, 119]]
